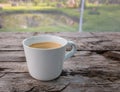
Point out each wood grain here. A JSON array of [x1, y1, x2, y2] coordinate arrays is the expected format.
[[0, 32, 120, 92], [0, 51, 25, 62], [0, 73, 120, 92], [0, 32, 120, 51], [0, 51, 120, 81]]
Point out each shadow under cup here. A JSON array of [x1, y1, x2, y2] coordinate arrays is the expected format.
[[23, 35, 69, 81]]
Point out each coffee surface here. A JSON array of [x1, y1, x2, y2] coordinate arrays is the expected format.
[[29, 42, 62, 49]]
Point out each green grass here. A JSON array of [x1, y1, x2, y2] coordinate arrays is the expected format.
[[1, 25, 78, 32], [57, 8, 80, 18], [83, 5, 120, 32], [0, 4, 120, 32], [0, 6, 54, 12], [0, 6, 80, 18], [0, 5, 79, 32]]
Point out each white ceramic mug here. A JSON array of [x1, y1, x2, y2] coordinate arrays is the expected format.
[[23, 35, 76, 81]]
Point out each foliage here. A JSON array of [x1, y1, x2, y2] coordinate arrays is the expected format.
[[32, 0, 40, 6], [0, 0, 7, 3], [0, 25, 78, 32]]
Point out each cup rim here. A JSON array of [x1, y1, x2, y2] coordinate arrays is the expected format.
[[22, 35, 68, 50]]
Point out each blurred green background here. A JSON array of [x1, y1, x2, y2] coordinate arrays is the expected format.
[[0, 0, 120, 32]]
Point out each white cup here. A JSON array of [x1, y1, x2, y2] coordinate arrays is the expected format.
[[23, 35, 76, 81]]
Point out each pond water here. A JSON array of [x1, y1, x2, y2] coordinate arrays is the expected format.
[[0, 13, 78, 31]]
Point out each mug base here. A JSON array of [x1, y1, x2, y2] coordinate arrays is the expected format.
[[30, 72, 62, 81]]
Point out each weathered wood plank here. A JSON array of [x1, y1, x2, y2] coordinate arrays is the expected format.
[[0, 73, 120, 92], [0, 73, 86, 92], [0, 51, 120, 82], [0, 32, 93, 51], [103, 51, 120, 61], [0, 51, 25, 62], [91, 32, 120, 38], [0, 62, 27, 73], [62, 80, 120, 92], [0, 32, 120, 51], [0, 32, 33, 39]]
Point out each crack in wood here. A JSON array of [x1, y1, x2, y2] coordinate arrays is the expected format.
[[0, 73, 6, 78], [25, 86, 36, 92], [44, 83, 70, 92], [10, 87, 18, 92], [90, 32, 104, 38], [62, 69, 120, 82], [89, 40, 112, 45], [59, 83, 70, 92], [92, 51, 107, 54], [103, 51, 120, 61], [0, 68, 11, 71]]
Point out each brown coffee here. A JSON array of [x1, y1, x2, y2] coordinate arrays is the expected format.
[[29, 42, 62, 49]]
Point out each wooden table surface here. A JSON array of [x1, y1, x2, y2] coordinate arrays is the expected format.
[[0, 32, 120, 92]]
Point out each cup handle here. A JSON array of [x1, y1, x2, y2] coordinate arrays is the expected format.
[[64, 41, 77, 61]]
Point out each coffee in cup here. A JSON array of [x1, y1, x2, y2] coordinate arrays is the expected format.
[[29, 42, 62, 49]]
